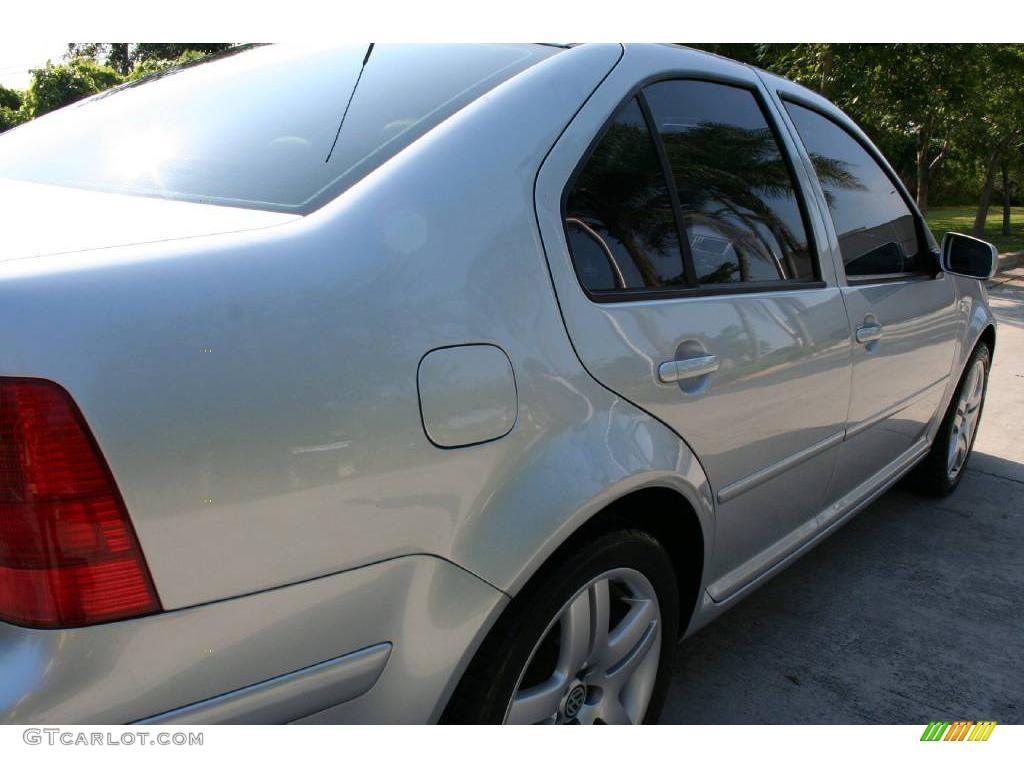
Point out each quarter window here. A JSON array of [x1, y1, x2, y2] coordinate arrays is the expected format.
[[784, 101, 923, 278], [564, 98, 684, 292]]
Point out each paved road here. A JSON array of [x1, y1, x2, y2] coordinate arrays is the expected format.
[[661, 270, 1024, 724]]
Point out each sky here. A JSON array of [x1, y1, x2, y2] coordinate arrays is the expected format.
[[0, 42, 71, 90]]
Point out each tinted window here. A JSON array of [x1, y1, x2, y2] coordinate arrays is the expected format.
[[644, 80, 815, 284], [0, 44, 556, 214], [784, 101, 922, 277], [564, 98, 684, 292]]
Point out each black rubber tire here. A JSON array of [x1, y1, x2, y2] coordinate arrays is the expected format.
[[442, 529, 679, 724], [907, 342, 991, 497]]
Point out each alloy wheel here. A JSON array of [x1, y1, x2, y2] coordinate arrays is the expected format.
[[947, 358, 986, 479], [503, 567, 662, 725]]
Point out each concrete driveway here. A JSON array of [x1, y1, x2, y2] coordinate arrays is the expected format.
[[661, 269, 1024, 724]]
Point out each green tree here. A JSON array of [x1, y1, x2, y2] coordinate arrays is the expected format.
[[0, 107, 23, 132], [22, 58, 123, 118], [132, 43, 232, 62], [0, 86, 26, 132], [127, 50, 211, 81], [64, 43, 233, 76], [769, 45, 983, 215], [970, 45, 1024, 236], [64, 43, 106, 62], [0, 84, 23, 111]]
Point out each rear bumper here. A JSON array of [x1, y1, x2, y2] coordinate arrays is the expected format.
[[0, 555, 506, 724]]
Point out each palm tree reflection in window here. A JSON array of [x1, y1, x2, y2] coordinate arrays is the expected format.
[[660, 120, 819, 284], [564, 88, 866, 292], [565, 99, 685, 292], [808, 149, 907, 276]]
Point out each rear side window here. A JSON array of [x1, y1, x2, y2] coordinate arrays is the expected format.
[[564, 98, 685, 291], [644, 80, 815, 285], [564, 79, 816, 297], [0, 44, 557, 214], [783, 101, 923, 278]]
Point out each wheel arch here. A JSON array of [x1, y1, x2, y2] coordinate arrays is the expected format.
[[439, 482, 708, 723], [979, 323, 996, 356], [543, 485, 706, 639]]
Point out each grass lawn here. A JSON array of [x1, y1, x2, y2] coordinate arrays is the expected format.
[[925, 206, 1024, 255]]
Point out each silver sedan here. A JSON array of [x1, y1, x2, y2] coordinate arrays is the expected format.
[[0, 43, 996, 724]]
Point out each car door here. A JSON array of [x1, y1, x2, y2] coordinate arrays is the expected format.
[[779, 97, 960, 497], [535, 48, 853, 602]]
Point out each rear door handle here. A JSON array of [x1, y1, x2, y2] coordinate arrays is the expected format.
[[855, 323, 883, 344], [658, 354, 719, 383]]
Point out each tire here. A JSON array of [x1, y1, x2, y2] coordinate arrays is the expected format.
[[908, 342, 991, 497], [443, 529, 679, 724]]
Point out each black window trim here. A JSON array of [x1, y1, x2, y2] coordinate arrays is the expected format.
[[635, 91, 698, 287], [559, 73, 826, 305], [777, 93, 941, 285]]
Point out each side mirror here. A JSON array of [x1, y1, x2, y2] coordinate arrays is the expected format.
[[941, 232, 998, 280]]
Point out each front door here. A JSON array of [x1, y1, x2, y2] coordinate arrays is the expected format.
[[782, 100, 960, 497]]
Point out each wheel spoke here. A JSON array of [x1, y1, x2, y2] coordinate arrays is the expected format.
[[965, 367, 979, 399], [606, 619, 658, 687], [597, 697, 633, 725], [588, 579, 611, 668], [604, 598, 657, 670], [507, 679, 565, 725], [963, 364, 985, 416], [965, 364, 984, 440], [557, 588, 593, 676], [950, 432, 967, 474], [947, 426, 960, 471]]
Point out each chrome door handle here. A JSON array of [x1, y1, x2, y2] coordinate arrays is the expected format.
[[658, 354, 719, 383], [855, 323, 883, 344]]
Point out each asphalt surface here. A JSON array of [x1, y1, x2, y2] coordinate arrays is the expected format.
[[661, 269, 1024, 724]]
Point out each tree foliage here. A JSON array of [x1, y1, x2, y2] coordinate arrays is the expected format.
[[0, 85, 23, 132], [0, 85, 22, 111], [126, 49, 211, 81], [0, 44, 233, 131], [22, 58, 122, 117], [688, 43, 1024, 228], [65, 43, 233, 75]]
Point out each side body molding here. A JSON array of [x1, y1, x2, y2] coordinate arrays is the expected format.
[[139, 644, 391, 725]]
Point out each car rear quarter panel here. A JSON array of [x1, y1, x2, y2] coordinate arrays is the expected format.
[[0, 43, 713, 616], [0, 554, 505, 724]]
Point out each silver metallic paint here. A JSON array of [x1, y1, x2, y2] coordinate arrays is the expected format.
[[0, 43, 996, 724], [140, 643, 392, 725], [535, 45, 854, 601], [0, 555, 504, 724]]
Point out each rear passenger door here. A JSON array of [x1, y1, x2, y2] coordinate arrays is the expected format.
[[535, 49, 853, 602], [780, 99, 960, 497]]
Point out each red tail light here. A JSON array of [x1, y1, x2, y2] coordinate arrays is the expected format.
[[0, 378, 160, 628]]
